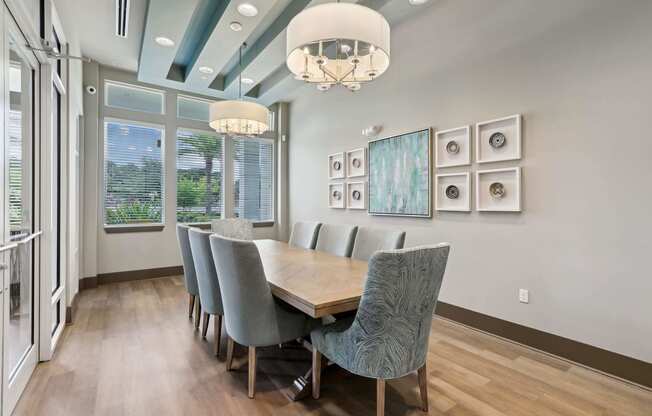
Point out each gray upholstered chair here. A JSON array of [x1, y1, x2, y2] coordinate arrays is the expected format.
[[176, 224, 201, 329], [351, 227, 407, 261], [288, 221, 321, 249], [310, 244, 450, 416], [211, 218, 254, 240], [314, 223, 358, 257], [188, 228, 225, 356], [209, 234, 319, 398]]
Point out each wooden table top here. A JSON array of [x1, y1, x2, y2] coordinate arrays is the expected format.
[[254, 239, 368, 318]]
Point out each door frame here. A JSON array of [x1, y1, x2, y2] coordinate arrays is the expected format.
[[0, 4, 42, 414]]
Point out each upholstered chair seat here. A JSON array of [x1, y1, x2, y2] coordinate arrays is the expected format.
[[176, 224, 202, 328], [315, 224, 358, 257], [310, 244, 450, 416], [288, 221, 322, 249], [210, 235, 321, 398]]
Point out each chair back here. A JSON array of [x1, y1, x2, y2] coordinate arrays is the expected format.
[[188, 229, 223, 315], [351, 244, 450, 379], [211, 218, 254, 240], [209, 235, 279, 346], [176, 224, 199, 296], [351, 227, 406, 261], [315, 224, 358, 257], [289, 221, 321, 249]]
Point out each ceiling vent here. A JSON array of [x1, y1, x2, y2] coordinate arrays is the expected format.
[[115, 0, 129, 38]]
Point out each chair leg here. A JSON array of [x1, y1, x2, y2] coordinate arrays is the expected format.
[[226, 337, 235, 371], [417, 363, 429, 412], [194, 298, 201, 329], [188, 294, 195, 318], [377, 379, 385, 416], [248, 346, 257, 399], [214, 315, 222, 356], [201, 312, 210, 339], [312, 349, 322, 399]]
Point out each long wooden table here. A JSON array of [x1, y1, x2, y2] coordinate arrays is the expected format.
[[253, 239, 369, 400], [255, 239, 369, 318]]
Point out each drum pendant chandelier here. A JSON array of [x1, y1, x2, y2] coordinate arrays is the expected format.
[[286, 2, 391, 92], [209, 43, 269, 135]]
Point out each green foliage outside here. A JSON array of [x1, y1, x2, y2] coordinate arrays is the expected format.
[[176, 133, 223, 223], [105, 156, 163, 225]]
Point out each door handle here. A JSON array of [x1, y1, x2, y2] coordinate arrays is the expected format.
[[0, 243, 17, 253]]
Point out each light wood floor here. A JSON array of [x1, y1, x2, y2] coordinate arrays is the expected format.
[[15, 276, 652, 416]]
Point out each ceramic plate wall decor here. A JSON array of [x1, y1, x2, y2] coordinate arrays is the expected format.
[[435, 172, 471, 211], [446, 140, 460, 154], [489, 182, 505, 199], [346, 148, 367, 178], [435, 126, 471, 168], [445, 185, 459, 199], [489, 132, 506, 148], [328, 152, 346, 179]]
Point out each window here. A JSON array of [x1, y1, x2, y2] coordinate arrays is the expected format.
[[178, 96, 210, 122], [176, 129, 223, 223], [104, 120, 164, 225], [105, 81, 165, 114], [232, 138, 274, 222]]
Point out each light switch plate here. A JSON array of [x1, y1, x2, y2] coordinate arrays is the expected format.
[[519, 289, 529, 304]]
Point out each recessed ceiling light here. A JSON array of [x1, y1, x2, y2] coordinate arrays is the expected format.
[[408, 0, 429, 5], [241, 77, 254, 85], [237, 3, 258, 17], [230, 21, 243, 31], [198, 66, 214, 74], [154, 36, 175, 47]]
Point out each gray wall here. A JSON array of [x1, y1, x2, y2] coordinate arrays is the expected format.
[[286, 0, 652, 363]]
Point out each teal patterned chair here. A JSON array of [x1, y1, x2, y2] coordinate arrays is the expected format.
[[310, 243, 450, 416]]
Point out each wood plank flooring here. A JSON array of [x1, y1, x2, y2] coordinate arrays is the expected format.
[[14, 276, 652, 416]]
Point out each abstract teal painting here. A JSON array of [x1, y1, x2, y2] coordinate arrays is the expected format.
[[368, 129, 431, 217]]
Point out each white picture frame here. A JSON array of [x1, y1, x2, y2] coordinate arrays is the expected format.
[[328, 183, 345, 209], [436, 172, 471, 212], [435, 125, 471, 168], [475, 114, 521, 164], [346, 148, 367, 178], [347, 181, 367, 210], [328, 152, 346, 179], [475, 167, 521, 212]]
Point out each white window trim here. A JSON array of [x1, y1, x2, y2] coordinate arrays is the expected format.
[[101, 117, 166, 229]]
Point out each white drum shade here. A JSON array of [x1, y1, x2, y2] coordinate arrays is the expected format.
[[209, 100, 269, 135], [286, 3, 390, 89]]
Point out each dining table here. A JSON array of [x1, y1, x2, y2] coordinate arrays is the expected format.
[[253, 239, 369, 399]]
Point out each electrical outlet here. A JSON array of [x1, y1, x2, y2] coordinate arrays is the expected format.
[[519, 289, 529, 304]]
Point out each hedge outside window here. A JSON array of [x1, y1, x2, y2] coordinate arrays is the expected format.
[[176, 129, 224, 223], [104, 120, 164, 225]]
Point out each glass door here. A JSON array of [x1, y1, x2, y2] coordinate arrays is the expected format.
[[1, 7, 40, 415]]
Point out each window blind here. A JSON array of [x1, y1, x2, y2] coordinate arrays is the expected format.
[[232, 138, 274, 222], [176, 129, 224, 223], [104, 120, 164, 225]]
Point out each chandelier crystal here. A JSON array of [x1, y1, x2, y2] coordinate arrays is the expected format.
[[286, 2, 391, 92], [209, 43, 269, 135]]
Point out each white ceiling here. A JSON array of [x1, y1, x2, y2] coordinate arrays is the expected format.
[[53, 0, 148, 72], [52, 0, 433, 103]]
